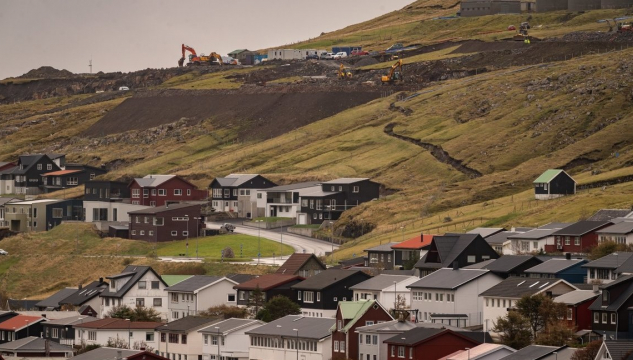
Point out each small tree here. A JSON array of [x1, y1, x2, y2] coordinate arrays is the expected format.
[[535, 321, 575, 346], [516, 294, 566, 338], [106, 337, 129, 349], [256, 295, 301, 322], [248, 286, 266, 317], [199, 305, 249, 319], [132, 340, 154, 352], [107, 305, 135, 320], [493, 312, 532, 350], [403, 254, 420, 271], [223, 247, 235, 259], [108, 305, 161, 322], [571, 340, 602, 360]]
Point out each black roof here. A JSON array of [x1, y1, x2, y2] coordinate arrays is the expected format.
[[155, 316, 220, 333], [384, 328, 479, 346], [479, 278, 572, 298], [589, 275, 633, 312], [7, 299, 39, 310], [499, 345, 565, 360], [291, 269, 369, 291], [35, 288, 78, 309], [226, 274, 257, 284], [101, 266, 167, 298], [485, 231, 521, 245], [603, 340, 633, 360], [552, 221, 611, 236], [60, 280, 108, 306], [483, 255, 542, 273], [414, 233, 484, 269]]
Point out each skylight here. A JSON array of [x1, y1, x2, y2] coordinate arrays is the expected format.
[[529, 281, 540, 287]]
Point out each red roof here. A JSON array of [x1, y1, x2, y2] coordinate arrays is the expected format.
[[391, 234, 435, 250], [276, 253, 326, 275], [74, 318, 163, 329], [41, 169, 81, 176], [0, 315, 45, 331], [234, 274, 304, 291]]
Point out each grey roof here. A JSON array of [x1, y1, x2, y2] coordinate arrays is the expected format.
[[615, 257, 633, 274], [227, 274, 257, 283], [296, 186, 339, 197], [467, 228, 505, 238], [524, 259, 586, 274], [589, 275, 633, 311], [552, 221, 612, 236], [128, 202, 199, 214], [265, 181, 320, 192], [408, 269, 494, 290], [381, 269, 416, 276], [69, 347, 141, 360], [43, 315, 98, 326], [322, 178, 369, 184], [588, 209, 633, 222], [539, 222, 574, 230], [199, 318, 263, 334], [583, 253, 633, 269], [349, 275, 416, 291], [499, 345, 564, 360], [463, 259, 497, 269], [133, 174, 175, 187], [480, 278, 573, 298], [156, 316, 220, 333], [365, 242, 398, 252], [485, 231, 520, 245], [597, 222, 633, 235], [508, 228, 559, 240], [245, 315, 335, 339], [383, 328, 445, 345], [0, 336, 73, 353], [553, 290, 599, 305], [101, 266, 167, 298], [0, 197, 18, 207], [603, 340, 633, 360], [165, 275, 231, 293], [35, 288, 77, 309], [484, 255, 542, 273], [291, 269, 367, 290]]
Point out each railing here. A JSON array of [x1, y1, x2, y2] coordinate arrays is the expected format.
[[60, 339, 75, 346], [267, 198, 294, 204]]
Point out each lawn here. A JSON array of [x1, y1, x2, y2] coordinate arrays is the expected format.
[[252, 217, 293, 223], [154, 234, 294, 259]]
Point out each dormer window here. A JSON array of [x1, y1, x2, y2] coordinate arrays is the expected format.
[[47, 164, 52, 170], [603, 290, 609, 303], [110, 280, 116, 289]]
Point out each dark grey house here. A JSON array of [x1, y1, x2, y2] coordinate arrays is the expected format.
[[208, 174, 276, 218], [35, 287, 78, 311], [365, 243, 398, 270], [42, 315, 97, 346], [45, 199, 84, 229], [84, 181, 130, 201], [12, 154, 62, 195], [534, 169, 576, 200], [41, 165, 107, 194]]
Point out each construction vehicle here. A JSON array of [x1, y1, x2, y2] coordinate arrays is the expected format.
[[338, 64, 353, 79], [381, 59, 403, 84], [618, 21, 633, 32], [513, 22, 531, 41], [178, 44, 223, 67]]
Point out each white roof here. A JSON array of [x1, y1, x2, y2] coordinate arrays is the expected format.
[[9, 199, 61, 205]]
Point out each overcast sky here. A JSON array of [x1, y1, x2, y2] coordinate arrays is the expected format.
[[0, 0, 413, 79]]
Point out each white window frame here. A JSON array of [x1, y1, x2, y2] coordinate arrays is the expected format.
[[174, 189, 182, 196]]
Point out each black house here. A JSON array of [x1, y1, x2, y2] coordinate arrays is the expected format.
[[42, 315, 97, 345], [233, 274, 304, 306], [414, 233, 500, 277], [533, 169, 576, 200], [208, 173, 276, 217], [291, 269, 372, 317], [84, 181, 130, 201], [466, 255, 544, 279], [58, 278, 108, 312], [12, 154, 61, 195], [589, 274, 633, 340], [41, 165, 107, 194], [0, 314, 46, 344], [46, 199, 84, 229], [365, 243, 398, 270], [320, 178, 380, 205]]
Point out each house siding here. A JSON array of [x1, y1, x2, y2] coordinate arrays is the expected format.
[[386, 332, 478, 360], [129, 205, 204, 242], [130, 177, 207, 207], [332, 305, 393, 360], [295, 272, 372, 314]]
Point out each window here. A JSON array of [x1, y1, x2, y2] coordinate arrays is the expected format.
[[47, 164, 52, 170], [228, 294, 236, 302], [353, 186, 359, 193], [565, 236, 570, 246], [337, 320, 342, 330], [153, 298, 162, 307], [154, 217, 164, 226], [182, 231, 188, 236], [602, 313, 607, 323], [467, 255, 476, 263], [37, 164, 42, 170], [52, 208, 63, 218], [391, 346, 395, 357], [373, 335, 377, 345], [88, 331, 97, 341], [340, 341, 345, 353], [138, 281, 147, 289], [365, 321, 374, 326], [181, 334, 187, 344], [334, 341, 339, 352], [174, 189, 182, 196], [204, 335, 208, 345], [187, 189, 191, 196], [304, 291, 314, 303], [603, 291, 609, 302], [146, 332, 154, 341], [398, 346, 405, 358], [67, 177, 78, 185], [171, 231, 177, 236], [136, 298, 145, 307], [567, 308, 573, 320], [317, 292, 321, 302], [171, 293, 179, 303], [611, 313, 617, 324], [158, 189, 166, 196], [169, 333, 178, 343], [298, 291, 302, 300], [52, 328, 59, 338], [143, 189, 149, 198], [140, 230, 145, 236], [594, 312, 599, 323], [132, 189, 140, 198]]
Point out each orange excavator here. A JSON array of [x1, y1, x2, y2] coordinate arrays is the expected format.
[[178, 44, 223, 67], [381, 59, 403, 84]]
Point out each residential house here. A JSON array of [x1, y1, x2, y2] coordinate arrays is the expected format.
[[165, 275, 240, 321], [246, 315, 335, 360], [499, 345, 572, 360], [208, 174, 276, 217], [337, 257, 368, 269], [467, 227, 506, 239], [594, 340, 633, 360], [0, 166, 17, 196], [356, 320, 419, 360], [42, 316, 97, 347], [128, 203, 204, 242], [589, 274, 633, 339], [292, 269, 372, 318], [588, 209, 633, 222], [275, 253, 327, 278], [350, 274, 419, 309], [597, 221, 633, 245], [440, 343, 516, 360], [506, 223, 572, 254], [233, 274, 304, 308], [408, 268, 503, 327], [99, 265, 169, 319], [227, 49, 250, 62], [484, 231, 522, 254], [0, 198, 18, 227], [0, 315, 47, 344], [155, 317, 219, 360], [199, 318, 264, 360], [414, 233, 500, 277], [40, 165, 107, 193], [548, 221, 612, 253], [35, 287, 78, 311], [74, 318, 161, 349], [553, 290, 599, 331], [3, 199, 61, 232], [330, 300, 394, 360], [524, 257, 588, 283], [469, 255, 543, 279], [129, 175, 207, 207], [11, 154, 62, 195], [0, 337, 74, 358], [480, 278, 577, 334], [0, 162, 15, 172], [58, 278, 108, 314], [583, 252, 633, 285], [365, 243, 398, 270], [46, 199, 84, 229], [68, 348, 168, 360], [383, 328, 480, 360], [83, 180, 149, 224], [533, 169, 577, 200], [391, 234, 435, 269], [256, 182, 320, 221], [308, 178, 380, 225], [84, 181, 130, 201]]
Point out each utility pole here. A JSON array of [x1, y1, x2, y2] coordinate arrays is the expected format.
[[88, 59, 92, 74]]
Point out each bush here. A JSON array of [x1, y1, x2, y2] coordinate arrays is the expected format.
[[223, 247, 235, 259]]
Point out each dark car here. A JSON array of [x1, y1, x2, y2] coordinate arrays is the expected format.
[[306, 54, 319, 60]]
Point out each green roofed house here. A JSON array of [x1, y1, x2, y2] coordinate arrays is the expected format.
[[533, 169, 576, 200], [161, 275, 193, 287]]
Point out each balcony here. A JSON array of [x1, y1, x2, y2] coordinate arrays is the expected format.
[[324, 204, 357, 212], [267, 198, 294, 204]]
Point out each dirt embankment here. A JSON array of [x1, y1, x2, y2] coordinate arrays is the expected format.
[[83, 88, 381, 140]]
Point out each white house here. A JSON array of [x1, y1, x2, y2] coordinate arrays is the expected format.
[[408, 268, 503, 327], [100, 266, 169, 320], [199, 318, 264, 360], [246, 315, 334, 360], [596, 222, 633, 245], [0, 198, 18, 227], [350, 275, 419, 309], [256, 182, 320, 220], [84, 201, 150, 223], [155, 317, 221, 360], [165, 276, 239, 321], [355, 320, 420, 360], [480, 277, 577, 334], [583, 252, 633, 284], [74, 318, 161, 349], [506, 223, 571, 254], [594, 340, 633, 360]]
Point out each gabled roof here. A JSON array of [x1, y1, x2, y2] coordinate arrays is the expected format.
[[407, 269, 494, 290], [43, 315, 98, 326], [276, 253, 326, 275], [582, 252, 633, 269], [384, 328, 479, 347], [0, 315, 46, 331], [128, 203, 200, 214], [553, 290, 599, 305], [212, 174, 261, 188], [0, 336, 73, 353], [467, 227, 505, 238], [133, 174, 176, 187], [246, 315, 334, 339], [199, 318, 264, 335], [534, 169, 574, 184], [291, 269, 368, 291], [524, 259, 586, 274], [68, 347, 141, 360], [484, 231, 521, 245], [101, 265, 167, 298], [479, 278, 576, 298], [499, 345, 566, 360], [483, 255, 542, 273], [391, 234, 435, 250], [35, 287, 78, 309], [322, 178, 370, 184], [333, 300, 392, 333], [507, 228, 560, 240], [227, 273, 257, 284], [365, 242, 398, 252], [588, 209, 633, 222], [75, 318, 162, 330], [165, 276, 236, 293], [156, 316, 219, 333], [602, 340, 633, 360], [350, 274, 418, 291], [552, 221, 612, 236], [597, 221, 633, 235], [264, 181, 320, 192], [234, 274, 303, 291], [414, 233, 491, 269], [588, 275, 633, 311], [463, 259, 496, 269], [0, 197, 19, 207]]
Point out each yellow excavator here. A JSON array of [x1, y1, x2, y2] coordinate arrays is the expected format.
[[338, 64, 353, 79], [178, 44, 223, 67], [381, 59, 403, 84]]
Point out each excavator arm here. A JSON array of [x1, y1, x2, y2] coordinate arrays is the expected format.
[[381, 59, 403, 83], [209, 52, 223, 66], [179, 44, 198, 67]]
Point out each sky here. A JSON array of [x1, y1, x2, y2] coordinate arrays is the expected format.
[[0, 0, 414, 79]]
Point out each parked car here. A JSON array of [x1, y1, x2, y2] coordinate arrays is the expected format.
[[351, 50, 369, 56], [222, 223, 235, 232], [306, 54, 319, 60], [507, 25, 516, 31], [320, 52, 335, 60], [0, 249, 7, 255], [386, 43, 404, 51], [333, 52, 348, 59], [118, 86, 130, 91]]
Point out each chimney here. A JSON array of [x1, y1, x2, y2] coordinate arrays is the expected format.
[[453, 261, 459, 271], [566, 252, 571, 260], [99, 277, 104, 283], [593, 284, 600, 293], [117, 350, 123, 360], [78, 284, 82, 290]]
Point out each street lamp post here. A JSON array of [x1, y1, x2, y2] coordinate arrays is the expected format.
[[330, 221, 334, 264], [193, 216, 203, 259], [255, 220, 263, 265], [394, 281, 398, 312], [292, 328, 299, 360], [215, 326, 221, 360], [185, 215, 190, 257]]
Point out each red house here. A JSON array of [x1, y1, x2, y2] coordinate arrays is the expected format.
[[546, 221, 612, 253], [384, 328, 480, 360], [129, 175, 207, 207], [331, 300, 393, 360], [128, 203, 204, 243], [553, 289, 599, 331]]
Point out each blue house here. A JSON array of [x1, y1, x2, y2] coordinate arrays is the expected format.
[[524, 257, 588, 283]]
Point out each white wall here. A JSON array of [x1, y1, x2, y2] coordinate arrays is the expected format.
[[101, 271, 168, 320], [299, 308, 337, 318], [156, 331, 204, 360], [84, 201, 150, 222], [201, 322, 263, 360], [248, 337, 331, 360], [168, 279, 238, 321], [76, 328, 158, 349], [0, 179, 14, 195]]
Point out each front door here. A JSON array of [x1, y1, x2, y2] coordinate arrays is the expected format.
[[270, 206, 276, 217]]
